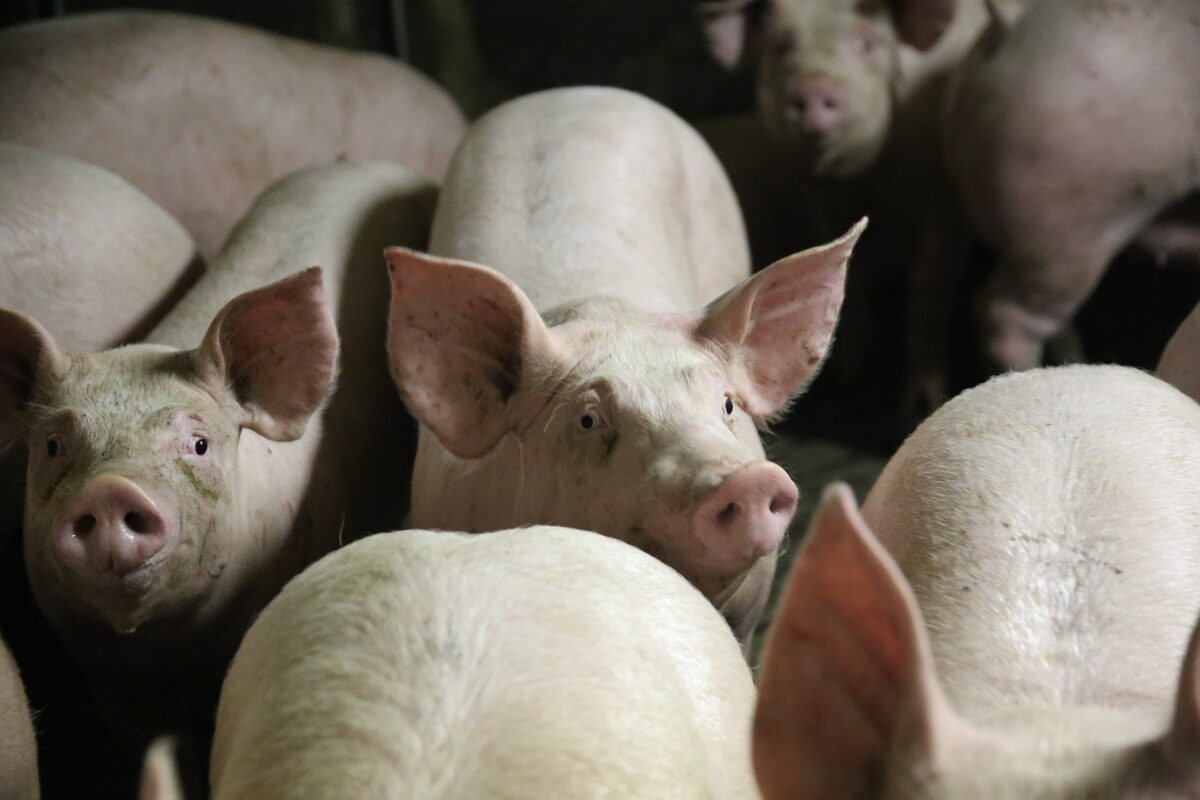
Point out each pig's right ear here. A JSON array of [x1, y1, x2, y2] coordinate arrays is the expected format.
[[385, 248, 558, 460], [0, 310, 66, 446], [193, 268, 339, 442], [753, 483, 965, 800], [698, 0, 767, 69]]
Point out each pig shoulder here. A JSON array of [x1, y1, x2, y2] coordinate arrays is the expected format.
[[863, 364, 1200, 717], [211, 527, 757, 800], [0, 143, 200, 352]]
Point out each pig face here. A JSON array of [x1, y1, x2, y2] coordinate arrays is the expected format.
[[0, 269, 337, 638], [699, 0, 956, 177], [753, 485, 1200, 800], [387, 222, 863, 601]]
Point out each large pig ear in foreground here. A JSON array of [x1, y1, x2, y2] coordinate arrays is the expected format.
[[0, 309, 66, 446], [886, 0, 957, 51], [698, 219, 864, 420], [385, 248, 557, 460], [753, 484, 962, 800], [193, 267, 338, 442], [697, 0, 767, 69]]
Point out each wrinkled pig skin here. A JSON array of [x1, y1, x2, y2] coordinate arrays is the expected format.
[[0, 162, 435, 752], [0, 10, 465, 259], [944, 0, 1200, 373], [0, 637, 38, 800], [754, 367, 1200, 799], [210, 527, 759, 800], [386, 87, 861, 647]]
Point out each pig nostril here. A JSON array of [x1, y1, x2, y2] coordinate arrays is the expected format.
[[124, 511, 153, 534], [73, 514, 96, 537], [769, 494, 794, 515], [716, 502, 739, 527], [821, 96, 838, 111]]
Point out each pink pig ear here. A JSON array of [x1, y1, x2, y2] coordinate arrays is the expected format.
[[887, 0, 958, 51], [0, 309, 67, 447], [385, 248, 558, 460], [697, 219, 864, 420], [193, 267, 338, 442], [753, 483, 961, 800], [697, 0, 768, 69]]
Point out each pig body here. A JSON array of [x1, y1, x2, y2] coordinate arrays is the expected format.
[[387, 87, 860, 644], [210, 526, 758, 800], [944, 0, 1200, 371], [0, 162, 435, 749], [0, 636, 37, 800], [0, 11, 465, 258], [753, 366, 1200, 798]]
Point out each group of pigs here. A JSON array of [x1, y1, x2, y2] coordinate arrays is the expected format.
[[0, 3, 1199, 799]]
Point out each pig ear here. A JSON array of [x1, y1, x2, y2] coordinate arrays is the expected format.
[[753, 483, 961, 800], [193, 268, 338, 443], [0, 309, 67, 447], [886, 0, 957, 51], [385, 248, 558, 460], [697, 219, 864, 420], [697, 0, 767, 69], [139, 738, 184, 800]]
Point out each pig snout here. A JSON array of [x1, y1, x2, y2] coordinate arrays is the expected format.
[[693, 463, 798, 571], [53, 476, 171, 577], [786, 80, 846, 138]]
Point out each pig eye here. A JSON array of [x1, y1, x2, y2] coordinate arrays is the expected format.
[[46, 437, 62, 458], [189, 435, 209, 457], [854, 36, 875, 56], [724, 396, 736, 416], [578, 413, 598, 432]]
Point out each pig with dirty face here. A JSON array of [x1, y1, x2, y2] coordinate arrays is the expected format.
[[0, 270, 336, 655], [699, 0, 958, 177]]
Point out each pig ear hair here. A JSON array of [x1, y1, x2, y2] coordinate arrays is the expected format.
[[385, 248, 557, 460], [697, 218, 864, 421], [138, 737, 185, 800], [0, 309, 66, 448], [697, 0, 768, 70], [193, 267, 338, 443], [753, 483, 960, 800], [887, 0, 957, 51]]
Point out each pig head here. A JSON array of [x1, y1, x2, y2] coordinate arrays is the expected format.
[[0, 269, 336, 676], [698, 0, 959, 177], [385, 222, 860, 630], [754, 485, 1200, 800]]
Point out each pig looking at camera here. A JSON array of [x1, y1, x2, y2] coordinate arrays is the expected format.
[[0, 162, 434, 748], [387, 87, 861, 645], [755, 365, 1200, 799], [943, 0, 1200, 373], [0, 11, 465, 259], [206, 527, 758, 799]]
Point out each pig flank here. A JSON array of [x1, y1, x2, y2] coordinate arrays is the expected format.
[[209, 527, 759, 800], [0, 11, 465, 259], [0, 162, 434, 731], [387, 87, 860, 641], [755, 367, 1200, 799]]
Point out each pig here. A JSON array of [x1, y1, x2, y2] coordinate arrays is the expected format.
[[0, 161, 436, 760], [0, 10, 465, 259], [385, 86, 862, 646], [755, 365, 1200, 798], [943, 0, 1200, 373], [0, 636, 38, 800], [695, 0, 1031, 410], [1158, 299, 1200, 404], [208, 525, 759, 799]]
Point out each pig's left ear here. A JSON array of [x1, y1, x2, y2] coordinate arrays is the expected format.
[[193, 268, 339, 442], [698, 0, 767, 69], [697, 219, 865, 420], [0, 309, 67, 446], [886, 0, 957, 51]]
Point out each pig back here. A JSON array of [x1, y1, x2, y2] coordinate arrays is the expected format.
[[428, 86, 751, 313], [0, 11, 465, 259], [862, 365, 1200, 720], [210, 527, 758, 800]]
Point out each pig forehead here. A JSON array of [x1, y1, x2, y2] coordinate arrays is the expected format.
[[775, 0, 862, 33], [556, 321, 725, 389], [46, 347, 220, 420]]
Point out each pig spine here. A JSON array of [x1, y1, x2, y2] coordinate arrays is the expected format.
[[210, 527, 759, 800]]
